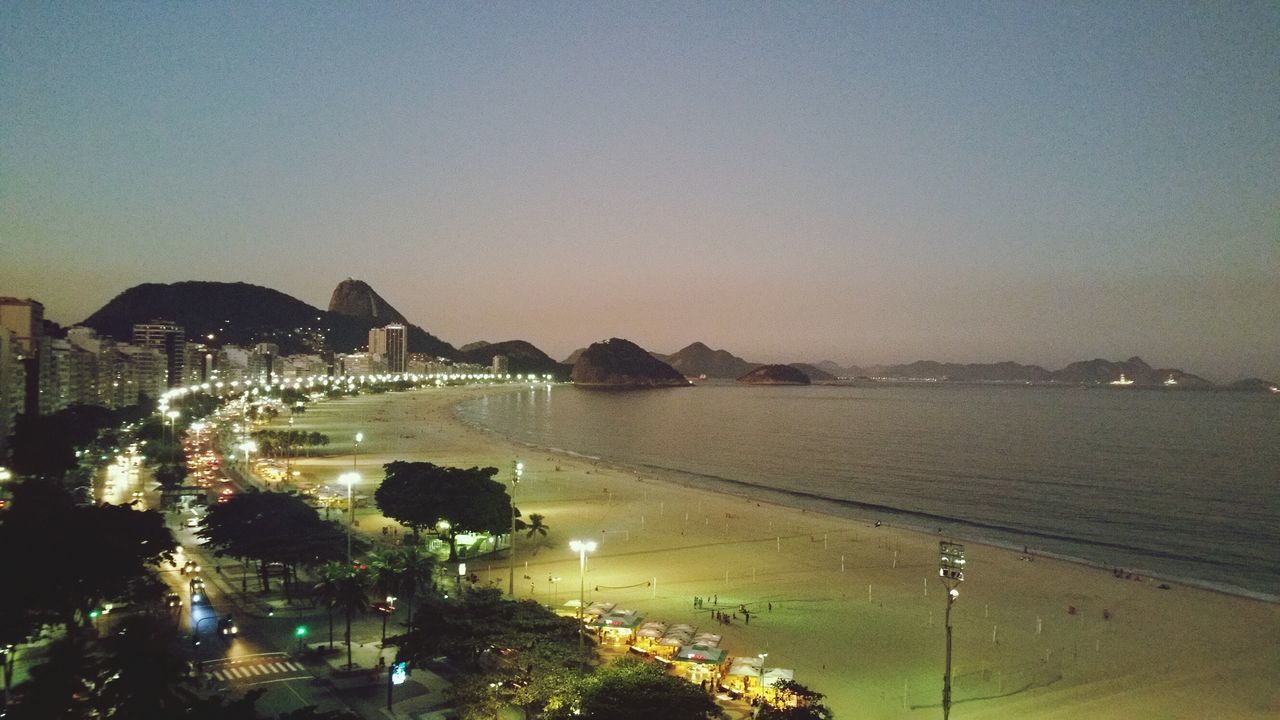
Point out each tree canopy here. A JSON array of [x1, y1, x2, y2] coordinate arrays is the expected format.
[[564, 657, 727, 720], [199, 491, 346, 595], [374, 462, 512, 558]]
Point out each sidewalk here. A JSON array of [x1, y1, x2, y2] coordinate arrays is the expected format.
[[303, 640, 453, 720]]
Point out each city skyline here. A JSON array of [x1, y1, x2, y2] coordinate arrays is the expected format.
[[3, 3, 1277, 381]]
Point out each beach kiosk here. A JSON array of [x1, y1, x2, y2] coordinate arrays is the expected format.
[[721, 655, 763, 697], [760, 668, 797, 707], [672, 643, 727, 688], [653, 623, 695, 659], [633, 622, 667, 653], [593, 609, 643, 646]]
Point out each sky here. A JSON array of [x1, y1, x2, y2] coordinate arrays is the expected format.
[[2, 2, 1277, 381]]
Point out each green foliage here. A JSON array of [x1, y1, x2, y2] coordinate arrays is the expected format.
[[313, 561, 372, 668], [199, 491, 345, 595], [369, 545, 436, 631], [10, 404, 131, 479], [0, 479, 175, 631], [374, 461, 509, 559], [565, 657, 726, 720], [757, 681, 834, 720]]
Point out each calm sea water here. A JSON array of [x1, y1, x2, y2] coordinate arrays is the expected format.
[[456, 383, 1280, 599]]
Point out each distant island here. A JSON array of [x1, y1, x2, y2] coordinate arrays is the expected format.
[[570, 338, 690, 389], [737, 365, 811, 385]]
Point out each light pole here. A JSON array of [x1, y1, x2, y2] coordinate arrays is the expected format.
[[757, 652, 768, 701], [508, 461, 523, 597], [548, 575, 561, 606], [193, 615, 219, 679], [166, 409, 180, 447], [353, 432, 364, 470], [569, 540, 597, 656], [239, 440, 257, 477], [938, 541, 966, 720], [340, 472, 360, 562]]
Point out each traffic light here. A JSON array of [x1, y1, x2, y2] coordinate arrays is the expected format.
[[295, 625, 308, 638]]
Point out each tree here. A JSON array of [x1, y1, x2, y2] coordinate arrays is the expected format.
[[0, 479, 175, 633], [313, 562, 345, 650], [332, 564, 371, 669], [757, 681, 834, 720], [369, 545, 435, 632], [520, 512, 550, 542], [374, 462, 510, 560], [565, 657, 727, 720], [200, 491, 346, 597]]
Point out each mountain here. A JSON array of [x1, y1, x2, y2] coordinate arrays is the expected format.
[[325, 279, 456, 357], [664, 342, 758, 378], [813, 360, 867, 378], [738, 365, 811, 385], [328, 278, 410, 325], [875, 360, 1053, 383], [788, 363, 836, 382], [458, 340, 571, 377], [1229, 378, 1279, 392], [571, 338, 690, 389], [562, 348, 587, 365], [81, 281, 372, 355]]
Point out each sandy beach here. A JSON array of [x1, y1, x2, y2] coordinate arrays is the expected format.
[[280, 385, 1278, 719]]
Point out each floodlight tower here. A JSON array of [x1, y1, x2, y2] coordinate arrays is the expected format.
[[938, 541, 966, 720]]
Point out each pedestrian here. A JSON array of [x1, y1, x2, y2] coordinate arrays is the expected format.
[[768, 602, 772, 613], [744, 612, 750, 625], [713, 594, 717, 604]]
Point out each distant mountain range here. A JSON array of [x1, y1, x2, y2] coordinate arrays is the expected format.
[[80, 280, 1272, 389], [81, 280, 566, 375]]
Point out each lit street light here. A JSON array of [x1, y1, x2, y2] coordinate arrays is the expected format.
[[569, 539, 597, 655], [938, 541, 966, 720], [339, 471, 360, 562], [508, 460, 523, 597], [353, 432, 364, 470], [166, 409, 180, 446]]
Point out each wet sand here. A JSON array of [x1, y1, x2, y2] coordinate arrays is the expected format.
[[282, 385, 1279, 719]]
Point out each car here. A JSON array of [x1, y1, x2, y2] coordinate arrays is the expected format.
[[220, 487, 233, 496], [165, 592, 182, 608], [186, 516, 201, 528], [181, 560, 201, 575], [190, 577, 206, 602], [217, 615, 238, 637], [216, 495, 231, 503]]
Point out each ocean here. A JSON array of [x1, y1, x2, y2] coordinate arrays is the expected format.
[[455, 382, 1280, 599]]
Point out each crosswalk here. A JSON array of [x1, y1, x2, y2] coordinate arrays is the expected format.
[[206, 653, 311, 683]]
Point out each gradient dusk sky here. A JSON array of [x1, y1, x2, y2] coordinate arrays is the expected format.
[[2, 2, 1277, 380]]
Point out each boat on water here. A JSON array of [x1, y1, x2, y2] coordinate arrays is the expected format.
[[1109, 373, 1134, 386]]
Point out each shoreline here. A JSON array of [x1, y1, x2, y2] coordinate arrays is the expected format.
[[452, 389, 1279, 605], [284, 384, 1280, 719]]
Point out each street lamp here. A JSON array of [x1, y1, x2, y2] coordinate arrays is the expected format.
[[239, 440, 257, 476], [376, 595, 397, 646], [569, 539, 597, 656], [339, 472, 360, 562], [508, 460, 523, 597], [193, 615, 219, 678], [166, 409, 180, 446], [938, 541, 966, 720], [353, 432, 364, 470]]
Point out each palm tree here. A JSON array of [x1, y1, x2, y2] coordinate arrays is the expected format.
[[370, 545, 435, 634], [332, 565, 372, 669], [313, 562, 346, 651], [522, 513, 550, 540]]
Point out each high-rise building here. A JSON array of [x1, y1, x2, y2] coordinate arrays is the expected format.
[[132, 320, 186, 387], [248, 343, 280, 383], [492, 354, 509, 375], [0, 328, 26, 452], [368, 324, 407, 373], [0, 297, 44, 415]]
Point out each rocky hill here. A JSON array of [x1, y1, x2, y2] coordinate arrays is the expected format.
[[738, 365, 811, 385], [571, 338, 690, 389], [458, 339, 571, 377], [788, 363, 836, 382], [328, 278, 410, 325], [325, 279, 457, 357], [664, 342, 758, 378], [874, 360, 1053, 383]]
